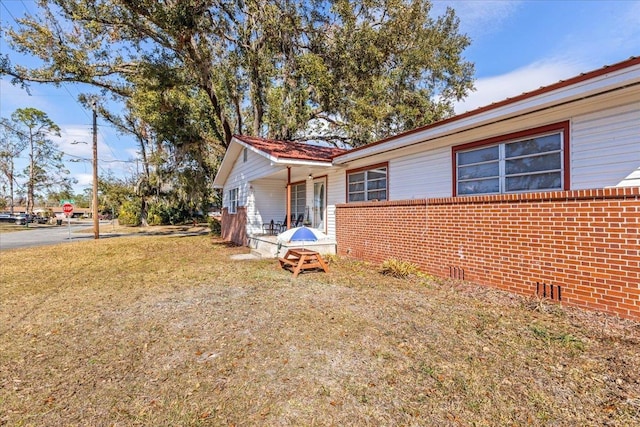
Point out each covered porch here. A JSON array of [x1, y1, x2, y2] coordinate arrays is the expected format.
[[246, 166, 336, 258], [214, 135, 345, 250]]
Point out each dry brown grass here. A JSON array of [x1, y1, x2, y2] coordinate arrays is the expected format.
[[1, 234, 639, 426]]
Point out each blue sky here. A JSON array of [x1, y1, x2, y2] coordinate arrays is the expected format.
[[1, 0, 639, 193]]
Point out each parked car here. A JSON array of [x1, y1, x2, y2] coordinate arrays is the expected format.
[[14, 214, 28, 225], [33, 215, 48, 224], [2, 213, 48, 225], [0, 214, 15, 223]]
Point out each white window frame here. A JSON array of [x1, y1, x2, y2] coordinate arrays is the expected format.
[[453, 123, 569, 196], [228, 187, 239, 214], [290, 182, 306, 220], [347, 163, 388, 202]]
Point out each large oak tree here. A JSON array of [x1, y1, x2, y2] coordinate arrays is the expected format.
[[2, 0, 474, 148], [2, 0, 473, 222]]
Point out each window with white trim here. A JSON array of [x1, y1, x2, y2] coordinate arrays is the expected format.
[[348, 165, 387, 202], [228, 187, 239, 213], [456, 131, 564, 195], [290, 182, 306, 219]]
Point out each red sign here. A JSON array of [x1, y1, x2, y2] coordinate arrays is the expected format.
[[62, 203, 74, 215]]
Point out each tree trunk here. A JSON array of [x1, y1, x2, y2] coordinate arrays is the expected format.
[[8, 162, 15, 215], [140, 196, 148, 227], [250, 58, 264, 136], [27, 132, 35, 215], [138, 130, 150, 227], [234, 94, 243, 135], [186, 36, 234, 147]]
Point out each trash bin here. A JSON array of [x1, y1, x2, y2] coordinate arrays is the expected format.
[[56, 219, 63, 226]]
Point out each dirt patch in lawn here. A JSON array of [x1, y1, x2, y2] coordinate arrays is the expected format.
[[1, 235, 638, 426]]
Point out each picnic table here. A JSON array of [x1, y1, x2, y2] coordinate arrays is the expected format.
[[279, 248, 329, 278]]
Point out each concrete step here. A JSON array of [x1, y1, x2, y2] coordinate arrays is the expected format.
[[250, 249, 271, 259]]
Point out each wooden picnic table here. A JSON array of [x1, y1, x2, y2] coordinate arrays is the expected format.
[[279, 248, 329, 278]]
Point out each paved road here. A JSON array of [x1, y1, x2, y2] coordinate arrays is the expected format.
[[0, 221, 101, 251], [0, 221, 210, 251]]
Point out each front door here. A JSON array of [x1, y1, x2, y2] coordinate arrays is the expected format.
[[312, 177, 326, 232]]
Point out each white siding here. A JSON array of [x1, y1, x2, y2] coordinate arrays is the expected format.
[[325, 100, 638, 215], [571, 102, 640, 189], [325, 169, 345, 238], [246, 179, 286, 235], [323, 147, 450, 238], [389, 146, 451, 199], [222, 149, 284, 213]]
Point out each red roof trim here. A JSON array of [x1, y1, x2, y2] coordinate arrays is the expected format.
[[233, 134, 346, 162], [338, 56, 640, 157]]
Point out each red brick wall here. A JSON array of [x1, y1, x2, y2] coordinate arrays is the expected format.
[[336, 187, 640, 321], [221, 207, 248, 246]]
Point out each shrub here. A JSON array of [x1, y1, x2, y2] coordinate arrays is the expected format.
[[145, 202, 194, 225], [379, 258, 420, 279], [118, 201, 141, 226], [208, 216, 221, 236], [146, 203, 167, 226], [147, 212, 163, 226]]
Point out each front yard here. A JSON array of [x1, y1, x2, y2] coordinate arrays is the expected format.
[[0, 234, 638, 426]]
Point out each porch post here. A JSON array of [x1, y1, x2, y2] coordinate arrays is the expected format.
[[286, 167, 291, 229]]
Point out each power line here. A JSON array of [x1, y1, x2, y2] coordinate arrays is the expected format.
[[18, 0, 32, 16], [0, 1, 19, 23], [1, 107, 133, 165], [0, 120, 134, 164], [60, 151, 135, 164]]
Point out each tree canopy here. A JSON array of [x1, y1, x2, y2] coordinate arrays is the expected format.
[[0, 108, 74, 213], [2, 0, 474, 224], [2, 0, 474, 149]]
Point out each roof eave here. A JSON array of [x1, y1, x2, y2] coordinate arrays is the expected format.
[[212, 140, 242, 188], [212, 136, 336, 188], [271, 158, 334, 167]]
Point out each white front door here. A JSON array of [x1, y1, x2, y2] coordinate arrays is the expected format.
[[312, 177, 326, 232]]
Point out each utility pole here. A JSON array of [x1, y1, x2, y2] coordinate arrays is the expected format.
[[92, 101, 99, 239]]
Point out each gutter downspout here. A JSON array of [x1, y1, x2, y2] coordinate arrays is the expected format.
[[286, 167, 291, 229]]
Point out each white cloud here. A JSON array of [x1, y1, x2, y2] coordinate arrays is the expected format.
[[549, 2, 640, 69], [453, 59, 585, 114], [451, 6, 640, 115], [55, 126, 94, 159], [0, 78, 55, 116], [55, 125, 124, 163], [431, 0, 522, 39], [124, 147, 140, 158], [52, 125, 136, 192], [75, 173, 94, 187], [442, 0, 640, 116]]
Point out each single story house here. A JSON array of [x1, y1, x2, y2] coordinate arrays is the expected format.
[[213, 57, 640, 321], [212, 135, 347, 254]]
